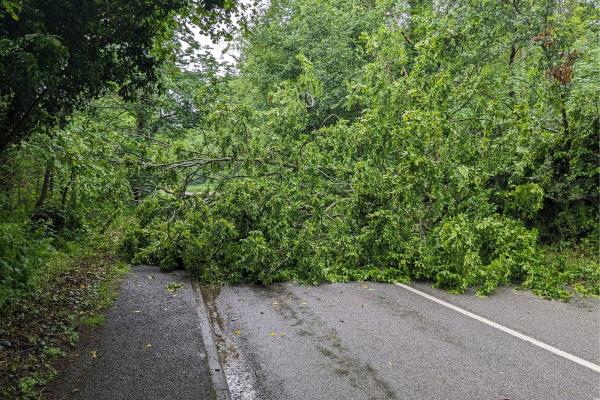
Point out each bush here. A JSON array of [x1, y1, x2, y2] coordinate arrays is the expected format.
[[0, 223, 54, 306], [417, 215, 540, 295], [31, 205, 77, 232], [521, 249, 600, 300]]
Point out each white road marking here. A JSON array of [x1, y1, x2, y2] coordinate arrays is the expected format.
[[394, 282, 600, 374]]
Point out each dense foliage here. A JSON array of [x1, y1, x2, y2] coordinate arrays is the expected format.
[[0, 0, 236, 153], [120, 0, 599, 298], [0, 2, 597, 397], [0, 2, 240, 396], [0, 0, 237, 306], [1, 0, 598, 313]]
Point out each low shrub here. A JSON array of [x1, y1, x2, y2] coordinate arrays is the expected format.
[[0, 223, 54, 306]]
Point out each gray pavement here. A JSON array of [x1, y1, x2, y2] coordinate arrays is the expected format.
[[46, 268, 600, 400], [210, 282, 600, 400], [46, 266, 213, 400], [411, 282, 600, 365]]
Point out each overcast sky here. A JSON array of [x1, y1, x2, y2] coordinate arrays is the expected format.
[[195, 28, 239, 66], [188, 0, 270, 71]]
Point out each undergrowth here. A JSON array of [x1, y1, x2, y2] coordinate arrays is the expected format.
[[0, 218, 130, 400]]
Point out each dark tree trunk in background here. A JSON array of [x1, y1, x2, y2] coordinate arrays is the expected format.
[[34, 160, 53, 210], [61, 169, 76, 208]]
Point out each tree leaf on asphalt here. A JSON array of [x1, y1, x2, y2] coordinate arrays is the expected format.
[[166, 282, 184, 292]]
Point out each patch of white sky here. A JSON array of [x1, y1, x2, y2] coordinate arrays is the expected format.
[[183, 0, 269, 73], [194, 27, 239, 66]]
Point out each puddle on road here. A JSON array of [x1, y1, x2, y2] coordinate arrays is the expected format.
[[201, 286, 262, 400]]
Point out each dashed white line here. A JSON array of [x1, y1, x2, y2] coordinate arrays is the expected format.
[[395, 282, 600, 374]]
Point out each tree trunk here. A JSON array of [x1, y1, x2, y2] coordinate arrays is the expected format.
[[61, 169, 76, 208], [34, 160, 53, 210]]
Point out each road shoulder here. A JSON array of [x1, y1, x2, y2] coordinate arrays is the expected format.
[[45, 266, 214, 400]]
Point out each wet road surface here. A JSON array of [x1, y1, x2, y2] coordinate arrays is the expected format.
[[46, 266, 213, 400], [45, 267, 599, 400], [207, 282, 600, 400]]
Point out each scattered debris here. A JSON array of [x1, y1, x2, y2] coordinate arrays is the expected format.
[[166, 282, 185, 293]]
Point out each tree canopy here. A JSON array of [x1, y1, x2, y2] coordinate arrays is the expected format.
[[0, 0, 236, 153], [1, 0, 598, 310], [116, 0, 599, 298], [1, 2, 599, 395]]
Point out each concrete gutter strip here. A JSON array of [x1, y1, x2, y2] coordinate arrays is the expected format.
[[193, 281, 232, 400]]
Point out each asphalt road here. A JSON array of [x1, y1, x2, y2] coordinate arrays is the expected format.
[[208, 282, 600, 400], [46, 266, 214, 400], [46, 267, 600, 400]]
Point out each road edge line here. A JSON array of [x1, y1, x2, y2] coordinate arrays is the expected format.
[[394, 282, 600, 374], [192, 281, 232, 400]]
